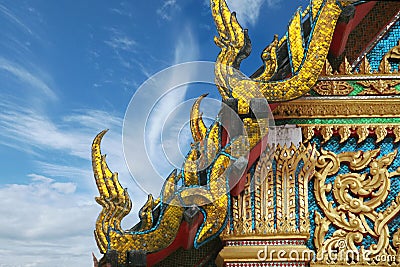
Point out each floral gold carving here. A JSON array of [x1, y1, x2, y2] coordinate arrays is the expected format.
[[302, 126, 315, 143], [375, 125, 388, 143], [357, 80, 400, 95], [313, 148, 400, 265], [359, 56, 372, 74], [338, 125, 351, 143], [394, 126, 400, 143], [379, 56, 392, 74], [356, 125, 370, 144], [320, 126, 334, 143], [312, 57, 400, 96], [338, 56, 352, 75]]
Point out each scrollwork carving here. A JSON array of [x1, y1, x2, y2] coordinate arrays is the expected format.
[[313, 148, 400, 265]]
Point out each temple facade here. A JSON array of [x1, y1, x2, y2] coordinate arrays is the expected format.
[[92, 1, 400, 266]]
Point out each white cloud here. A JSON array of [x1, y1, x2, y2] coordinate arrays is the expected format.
[[0, 176, 99, 267], [27, 173, 77, 194], [142, 26, 200, 192], [63, 110, 123, 133], [0, 97, 147, 197], [0, 95, 148, 225], [35, 162, 92, 181], [156, 0, 180, 21], [266, 0, 282, 7], [105, 35, 136, 52], [0, 5, 152, 264], [0, 3, 36, 37], [103, 28, 140, 72], [51, 182, 77, 194], [0, 100, 122, 160], [28, 173, 54, 183], [0, 57, 57, 100], [225, 0, 282, 27], [110, 7, 133, 18]]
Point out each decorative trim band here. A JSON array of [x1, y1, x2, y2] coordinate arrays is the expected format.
[[318, 74, 400, 81], [226, 240, 306, 247], [273, 98, 400, 119], [226, 263, 307, 267], [298, 124, 400, 143]]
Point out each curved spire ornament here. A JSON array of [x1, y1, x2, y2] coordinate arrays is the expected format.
[[190, 93, 208, 143]]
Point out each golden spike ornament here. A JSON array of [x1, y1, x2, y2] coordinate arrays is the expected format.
[[190, 94, 208, 143]]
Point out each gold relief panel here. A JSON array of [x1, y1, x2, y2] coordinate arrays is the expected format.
[[312, 148, 400, 266], [356, 80, 400, 95], [312, 57, 400, 97]]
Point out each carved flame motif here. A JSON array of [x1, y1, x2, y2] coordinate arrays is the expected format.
[[313, 148, 400, 265]]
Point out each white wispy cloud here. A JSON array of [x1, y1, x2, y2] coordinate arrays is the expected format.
[[0, 100, 121, 160], [105, 35, 136, 52], [0, 98, 144, 195], [110, 8, 133, 18], [0, 3, 152, 265], [122, 25, 204, 196], [34, 162, 92, 183], [0, 3, 36, 37], [102, 27, 141, 74], [28, 173, 77, 194], [202, 0, 282, 27], [156, 0, 181, 21], [0, 57, 57, 100], [104, 27, 137, 53], [146, 25, 200, 180]]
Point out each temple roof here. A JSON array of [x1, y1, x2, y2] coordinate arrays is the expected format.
[[93, 1, 400, 266]]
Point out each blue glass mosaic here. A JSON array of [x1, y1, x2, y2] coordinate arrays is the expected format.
[[365, 19, 400, 71]]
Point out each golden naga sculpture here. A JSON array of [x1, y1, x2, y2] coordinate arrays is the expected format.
[[212, 0, 353, 113], [91, 0, 371, 265], [92, 96, 249, 263]]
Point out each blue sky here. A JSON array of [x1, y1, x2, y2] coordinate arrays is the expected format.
[[0, 0, 309, 266]]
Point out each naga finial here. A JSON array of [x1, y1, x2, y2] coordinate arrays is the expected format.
[[211, 0, 353, 113]]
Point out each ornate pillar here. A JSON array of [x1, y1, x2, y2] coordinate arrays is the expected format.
[[217, 144, 317, 267]]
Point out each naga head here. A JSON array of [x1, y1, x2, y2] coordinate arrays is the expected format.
[[211, 0, 361, 113]]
